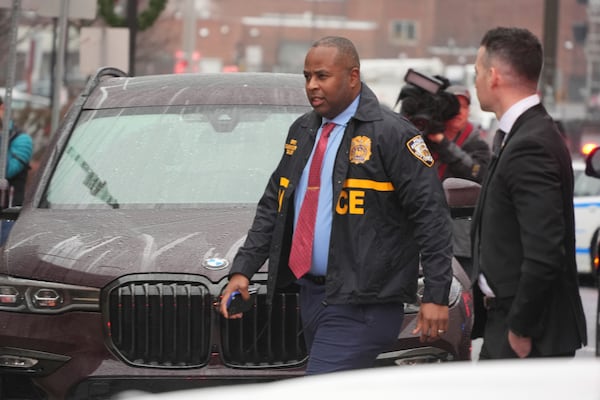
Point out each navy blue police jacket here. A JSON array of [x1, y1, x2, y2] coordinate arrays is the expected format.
[[230, 83, 453, 306]]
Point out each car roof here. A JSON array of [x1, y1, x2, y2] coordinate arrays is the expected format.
[[84, 72, 309, 109]]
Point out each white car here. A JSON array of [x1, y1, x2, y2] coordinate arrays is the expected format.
[[119, 358, 600, 400], [573, 160, 600, 274]]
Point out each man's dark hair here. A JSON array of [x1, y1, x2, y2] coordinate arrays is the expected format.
[[480, 27, 543, 83], [312, 36, 360, 69]]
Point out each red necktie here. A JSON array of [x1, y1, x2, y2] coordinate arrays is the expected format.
[[289, 122, 336, 279]]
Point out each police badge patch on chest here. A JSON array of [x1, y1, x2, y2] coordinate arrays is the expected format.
[[349, 136, 372, 164], [406, 135, 434, 167]]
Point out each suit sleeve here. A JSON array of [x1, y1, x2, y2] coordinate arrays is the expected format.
[[502, 136, 567, 338]]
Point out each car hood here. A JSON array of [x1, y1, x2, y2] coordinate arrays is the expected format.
[[1, 206, 261, 288]]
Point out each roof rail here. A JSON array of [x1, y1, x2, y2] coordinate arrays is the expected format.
[[47, 67, 128, 143], [81, 67, 128, 97]]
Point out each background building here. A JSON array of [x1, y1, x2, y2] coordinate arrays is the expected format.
[[0, 0, 596, 142]]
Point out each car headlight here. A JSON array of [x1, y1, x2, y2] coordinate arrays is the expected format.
[[0, 275, 100, 314]]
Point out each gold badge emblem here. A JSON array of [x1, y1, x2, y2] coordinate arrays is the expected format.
[[406, 135, 434, 167], [285, 139, 298, 155], [349, 136, 372, 164]]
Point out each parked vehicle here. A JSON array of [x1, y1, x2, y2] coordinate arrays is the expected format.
[[573, 159, 600, 275], [583, 147, 600, 357], [0, 68, 473, 400]]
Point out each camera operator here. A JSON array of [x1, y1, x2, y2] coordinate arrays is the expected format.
[[429, 85, 491, 183], [398, 72, 491, 301], [399, 74, 491, 184]]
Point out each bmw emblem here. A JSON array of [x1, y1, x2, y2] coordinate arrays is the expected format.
[[202, 257, 229, 270]]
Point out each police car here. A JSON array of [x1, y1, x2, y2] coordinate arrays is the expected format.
[[573, 159, 600, 275]]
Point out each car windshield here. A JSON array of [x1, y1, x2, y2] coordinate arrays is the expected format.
[[574, 167, 600, 197], [41, 105, 308, 209]]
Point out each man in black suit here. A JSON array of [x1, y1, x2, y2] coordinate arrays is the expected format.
[[471, 27, 587, 359]]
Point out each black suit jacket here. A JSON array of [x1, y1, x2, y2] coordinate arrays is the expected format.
[[472, 104, 587, 355]]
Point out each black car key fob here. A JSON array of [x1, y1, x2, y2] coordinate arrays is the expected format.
[[226, 285, 258, 314]]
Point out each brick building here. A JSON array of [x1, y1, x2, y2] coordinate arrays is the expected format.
[[142, 0, 588, 103]]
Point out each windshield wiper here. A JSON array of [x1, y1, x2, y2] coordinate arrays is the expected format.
[[66, 146, 120, 209]]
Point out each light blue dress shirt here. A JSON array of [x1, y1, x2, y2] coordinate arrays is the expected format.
[[293, 95, 360, 276]]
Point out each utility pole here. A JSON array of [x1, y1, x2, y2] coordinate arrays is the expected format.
[[127, 0, 137, 76], [50, 0, 69, 135], [542, 0, 559, 109], [586, 0, 600, 119], [0, 0, 21, 207], [182, 0, 196, 72]]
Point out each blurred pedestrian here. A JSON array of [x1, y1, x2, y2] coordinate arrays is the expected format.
[[0, 95, 33, 246], [220, 36, 453, 374], [426, 85, 491, 183], [0, 95, 33, 207], [399, 78, 491, 286], [471, 27, 587, 359]]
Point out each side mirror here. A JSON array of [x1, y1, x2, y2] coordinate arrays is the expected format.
[[585, 146, 600, 178]]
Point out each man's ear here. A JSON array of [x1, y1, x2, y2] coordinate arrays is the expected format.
[[490, 66, 501, 89], [350, 67, 361, 87]]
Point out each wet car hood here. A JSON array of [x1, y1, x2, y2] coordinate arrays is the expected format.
[[1, 206, 261, 288]]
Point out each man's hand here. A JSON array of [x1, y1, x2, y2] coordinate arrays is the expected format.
[[219, 273, 250, 319], [508, 330, 531, 358], [412, 302, 449, 342], [426, 133, 445, 144]]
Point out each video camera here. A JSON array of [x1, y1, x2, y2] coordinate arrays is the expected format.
[[397, 69, 460, 135]]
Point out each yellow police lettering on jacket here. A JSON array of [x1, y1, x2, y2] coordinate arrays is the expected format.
[[278, 177, 289, 212], [336, 190, 365, 214], [336, 178, 395, 215]]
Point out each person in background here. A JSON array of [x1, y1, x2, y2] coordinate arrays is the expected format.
[[398, 78, 490, 292], [425, 85, 491, 184], [220, 36, 453, 374], [0, 95, 33, 207], [471, 26, 587, 359], [0, 95, 33, 246]]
